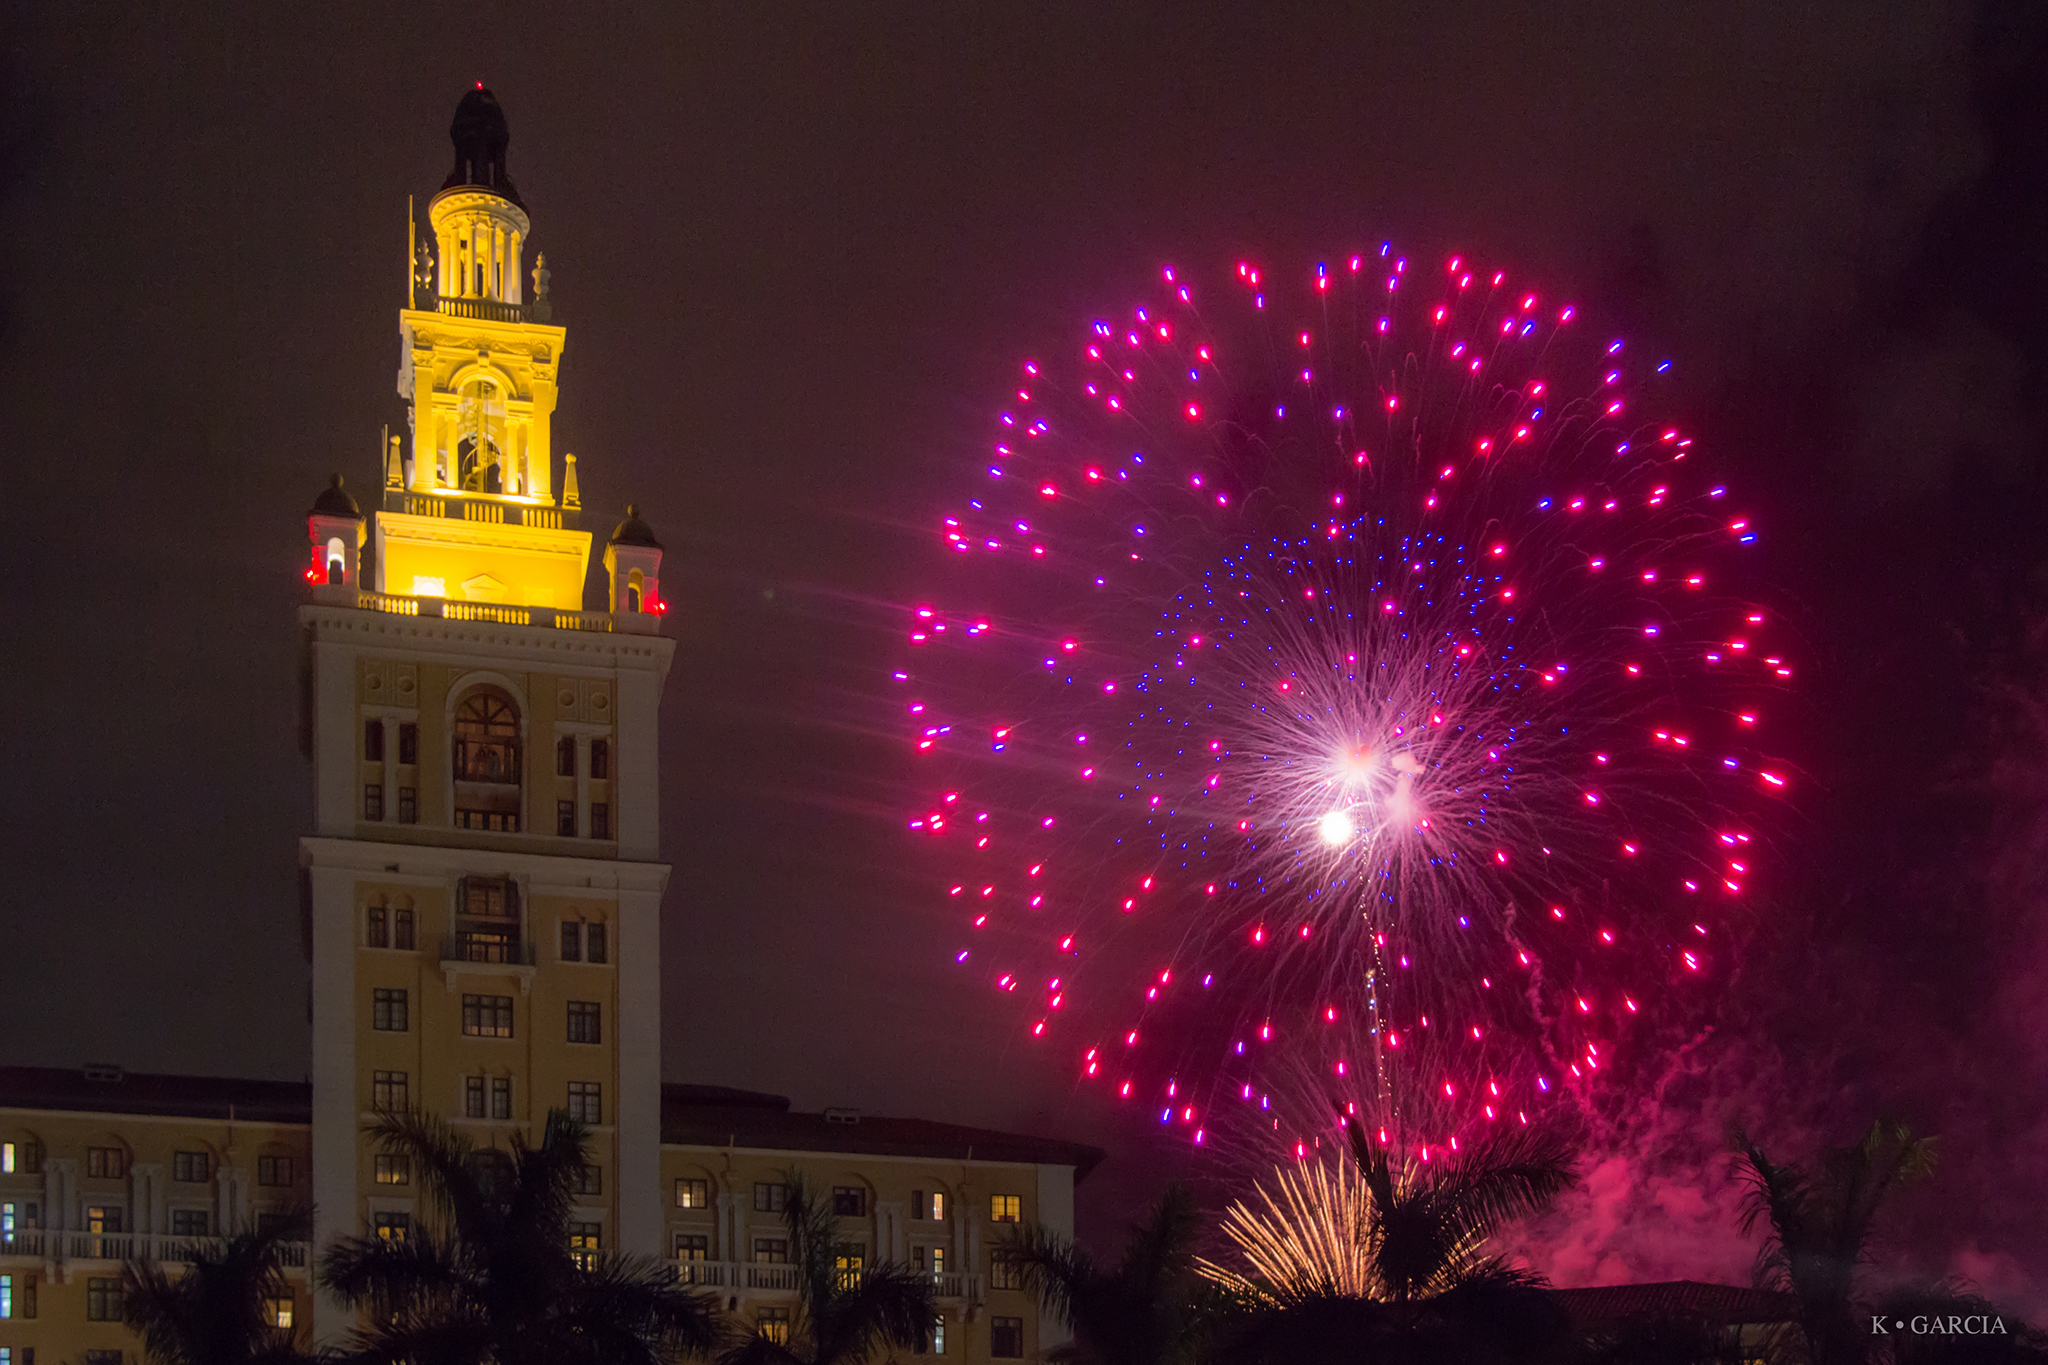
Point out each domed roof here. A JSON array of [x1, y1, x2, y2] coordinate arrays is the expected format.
[[440, 84, 524, 209], [310, 474, 362, 519], [610, 504, 662, 548]]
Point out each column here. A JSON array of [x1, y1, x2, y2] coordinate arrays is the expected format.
[[575, 735, 591, 838]]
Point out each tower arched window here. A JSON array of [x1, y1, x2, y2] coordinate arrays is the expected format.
[[454, 692, 520, 784], [626, 569, 643, 614], [326, 537, 346, 584]]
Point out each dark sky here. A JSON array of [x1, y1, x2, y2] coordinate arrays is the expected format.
[[4, 0, 2046, 1296]]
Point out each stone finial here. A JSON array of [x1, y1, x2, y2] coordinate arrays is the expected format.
[[531, 252, 552, 322], [562, 451, 581, 510]]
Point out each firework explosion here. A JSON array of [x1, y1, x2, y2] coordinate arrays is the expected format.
[[899, 248, 1791, 1158]]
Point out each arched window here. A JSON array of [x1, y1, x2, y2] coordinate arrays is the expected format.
[[326, 537, 346, 584], [453, 692, 520, 784], [626, 568, 643, 614]]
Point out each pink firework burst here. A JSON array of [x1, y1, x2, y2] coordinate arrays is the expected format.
[[899, 249, 1792, 1156]]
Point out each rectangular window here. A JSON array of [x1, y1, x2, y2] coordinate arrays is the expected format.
[[373, 988, 408, 1032], [364, 784, 384, 821], [915, 1315, 947, 1356], [591, 739, 610, 779], [86, 1277, 123, 1322], [752, 1237, 788, 1264], [673, 1232, 708, 1261], [832, 1186, 867, 1217], [557, 736, 576, 777], [991, 1316, 1025, 1359], [398, 722, 418, 765], [557, 800, 577, 837], [398, 787, 417, 823], [989, 1252, 1024, 1291], [169, 1209, 209, 1237], [572, 1164, 602, 1196], [266, 1296, 293, 1329], [586, 923, 608, 964], [85, 1206, 121, 1234], [86, 1147, 126, 1180], [569, 1221, 602, 1269], [567, 1081, 602, 1125], [454, 809, 521, 832], [912, 1190, 947, 1221], [490, 1077, 512, 1121], [567, 1001, 602, 1044], [675, 1178, 708, 1209], [461, 994, 514, 1038], [590, 803, 610, 840], [257, 1156, 293, 1187], [365, 719, 385, 762], [367, 905, 389, 948], [372, 1212, 409, 1242], [373, 1070, 409, 1112], [753, 1182, 787, 1213], [913, 1246, 946, 1276], [560, 921, 582, 962], [757, 1307, 790, 1346], [1, 1273, 12, 1319], [833, 1243, 864, 1287], [172, 1150, 209, 1183], [989, 1194, 1021, 1223], [394, 908, 415, 950], [374, 1155, 409, 1186], [464, 1076, 486, 1119], [0, 1271, 32, 1321]]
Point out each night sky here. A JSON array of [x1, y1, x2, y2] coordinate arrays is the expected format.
[[3, 1, 2045, 1299]]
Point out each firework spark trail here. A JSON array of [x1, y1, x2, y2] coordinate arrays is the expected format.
[[899, 248, 1791, 1158]]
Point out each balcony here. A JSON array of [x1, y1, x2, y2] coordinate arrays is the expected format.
[[349, 590, 619, 633], [667, 1260, 982, 1305], [0, 1230, 311, 1278], [441, 933, 534, 967], [435, 295, 531, 324]]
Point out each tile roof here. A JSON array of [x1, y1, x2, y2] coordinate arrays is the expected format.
[[0, 1066, 312, 1125], [661, 1084, 1105, 1180], [1552, 1280, 1803, 1328]]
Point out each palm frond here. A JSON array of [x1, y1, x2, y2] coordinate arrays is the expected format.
[[364, 1109, 495, 1242], [1000, 1222, 1099, 1329]]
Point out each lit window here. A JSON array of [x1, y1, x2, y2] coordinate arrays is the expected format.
[[373, 1212, 409, 1242], [267, 1296, 293, 1329], [915, 1314, 947, 1355], [674, 1232, 708, 1262], [833, 1243, 864, 1288], [461, 994, 514, 1038], [675, 1178, 708, 1209], [757, 1307, 790, 1346], [913, 1189, 946, 1221], [989, 1195, 1021, 1223], [569, 1221, 601, 1271], [374, 1155, 408, 1186], [1, 1144, 11, 1175]]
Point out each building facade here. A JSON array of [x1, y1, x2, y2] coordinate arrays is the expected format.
[[0, 89, 1095, 1365]]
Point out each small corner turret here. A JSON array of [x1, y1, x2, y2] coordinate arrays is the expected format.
[[306, 474, 365, 602], [605, 505, 665, 634]]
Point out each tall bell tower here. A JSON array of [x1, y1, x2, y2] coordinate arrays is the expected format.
[[297, 87, 674, 1342]]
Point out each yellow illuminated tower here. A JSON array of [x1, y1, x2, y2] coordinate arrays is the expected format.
[[297, 86, 672, 1340]]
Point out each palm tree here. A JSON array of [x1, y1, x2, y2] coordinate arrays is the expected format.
[[123, 1209, 320, 1365], [1201, 1117, 1575, 1365], [319, 1108, 721, 1365], [1736, 1120, 1938, 1365], [1001, 1182, 1216, 1365], [712, 1174, 935, 1365]]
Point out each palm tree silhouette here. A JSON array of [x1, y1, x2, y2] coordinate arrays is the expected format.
[[123, 1209, 318, 1365], [712, 1175, 934, 1365], [319, 1108, 720, 1365]]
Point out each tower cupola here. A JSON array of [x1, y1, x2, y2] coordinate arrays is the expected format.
[[307, 474, 365, 600], [428, 85, 531, 307], [605, 505, 665, 631]]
